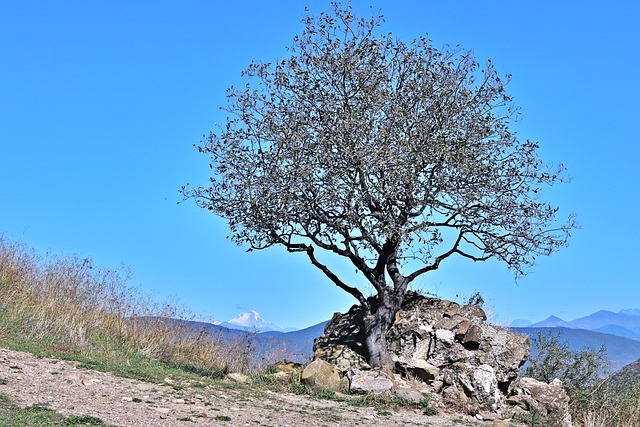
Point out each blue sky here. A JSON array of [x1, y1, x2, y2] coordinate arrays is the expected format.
[[1, 1, 638, 329]]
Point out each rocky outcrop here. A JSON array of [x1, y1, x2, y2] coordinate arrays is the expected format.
[[312, 292, 572, 425], [507, 377, 572, 427]]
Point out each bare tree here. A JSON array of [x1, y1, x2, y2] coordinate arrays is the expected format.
[[183, 4, 576, 368]]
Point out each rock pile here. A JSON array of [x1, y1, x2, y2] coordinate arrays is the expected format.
[[306, 292, 572, 426]]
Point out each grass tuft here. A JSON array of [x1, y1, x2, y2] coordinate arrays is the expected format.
[[0, 395, 112, 426]]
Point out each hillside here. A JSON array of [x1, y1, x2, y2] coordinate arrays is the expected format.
[[609, 358, 640, 382]]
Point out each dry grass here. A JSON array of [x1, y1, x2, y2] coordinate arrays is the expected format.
[[573, 376, 640, 427], [0, 234, 258, 376]]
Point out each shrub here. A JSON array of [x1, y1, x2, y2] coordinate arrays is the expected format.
[[525, 331, 608, 400], [526, 331, 640, 427]]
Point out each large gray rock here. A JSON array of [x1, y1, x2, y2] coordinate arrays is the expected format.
[[394, 387, 425, 404], [407, 359, 439, 382], [347, 368, 394, 393], [301, 359, 341, 392]]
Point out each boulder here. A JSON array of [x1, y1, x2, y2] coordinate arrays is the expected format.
[[403, 359, 439, 382], [466, 365, 501, 411], [394, 387, 425, 404], [455, 320, 472, 339], [301, 359, 341, 392], [347, 368, 394, 393], [462, 324, 483, 350]]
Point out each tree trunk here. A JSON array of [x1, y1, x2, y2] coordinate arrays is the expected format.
[[362, 298, 396, 369]]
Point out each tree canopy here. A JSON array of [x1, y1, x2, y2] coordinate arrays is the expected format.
[[183, 3, 576, 367]]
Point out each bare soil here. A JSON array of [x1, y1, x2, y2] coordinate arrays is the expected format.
[[0, 347, 522, 427]]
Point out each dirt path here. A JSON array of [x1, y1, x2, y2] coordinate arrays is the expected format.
[[0, 347, 522, 426]]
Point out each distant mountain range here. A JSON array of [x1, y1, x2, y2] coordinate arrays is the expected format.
[[512, 327, 640, 373], [165, 307, 640, 374], [524, 309, 640, 339], [509, 309, 640, 373], [175, 317, 328, 364]]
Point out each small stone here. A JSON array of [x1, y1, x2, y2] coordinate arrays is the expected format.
[[431, 380, 444, 393], [121, 396, 133, 402], [478, 411, 501, 421], [152, 407, 171, 417], [225, 373, 251, 384], [136, 383, 154, 391]]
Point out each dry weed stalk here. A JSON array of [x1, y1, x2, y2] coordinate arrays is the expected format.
[[0, 234, 258, 375]]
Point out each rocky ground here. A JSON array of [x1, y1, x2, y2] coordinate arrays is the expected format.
[[0, 347, 527, 427]]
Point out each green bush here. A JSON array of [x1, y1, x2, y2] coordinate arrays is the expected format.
[[525, 331, 608, 400]]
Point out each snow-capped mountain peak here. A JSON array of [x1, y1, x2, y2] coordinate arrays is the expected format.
[[228, 310, 263, 326], [221, 310, 283, 332]]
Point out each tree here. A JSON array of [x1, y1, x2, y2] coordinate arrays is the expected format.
[[182, 4, 576, 368]]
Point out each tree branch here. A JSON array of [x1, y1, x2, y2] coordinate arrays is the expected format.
[[405, 230, 465, 283], [282, 239, 366, 305]]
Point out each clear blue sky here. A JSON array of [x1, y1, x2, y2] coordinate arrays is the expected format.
[[1, 1, 638, 329]]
